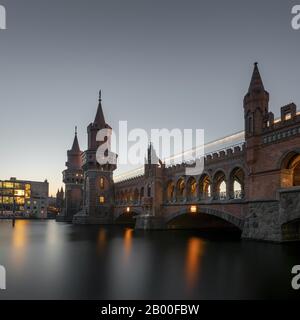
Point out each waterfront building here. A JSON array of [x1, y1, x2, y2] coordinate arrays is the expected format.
[[0, 177, 49, 218]]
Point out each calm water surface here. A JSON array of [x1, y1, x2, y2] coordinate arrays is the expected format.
[[0, 220, 299, 300]]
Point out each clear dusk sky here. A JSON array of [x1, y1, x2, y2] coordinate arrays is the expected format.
[[0, 0, 300, 195]]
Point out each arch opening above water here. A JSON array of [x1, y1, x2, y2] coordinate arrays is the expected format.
[[166, 208, 243, 237]]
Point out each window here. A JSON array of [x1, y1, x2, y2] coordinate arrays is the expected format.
[[99, 196, 105, 204], [284, 113, 292, 121], [100, 177, 104, 189], [248, 117, 253, 133], [147, 185, 151, 197]]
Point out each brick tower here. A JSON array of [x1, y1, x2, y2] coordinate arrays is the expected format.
[[135, 143, 165, 229], [73, 91, 117, 224], [57, 128, 83, 222], [244, 62, 270, 200]]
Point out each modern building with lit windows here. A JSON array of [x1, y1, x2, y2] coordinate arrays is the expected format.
[[0, 177, 49, 219]]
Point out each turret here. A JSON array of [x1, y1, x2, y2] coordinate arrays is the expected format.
[[59, 128, 83, 222], [244, 62, 269, 137]]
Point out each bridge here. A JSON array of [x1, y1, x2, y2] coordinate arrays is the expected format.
[[112, 64, 300, 242], [60, 63, 300, 243]]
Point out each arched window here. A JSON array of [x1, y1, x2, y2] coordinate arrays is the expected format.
[[100, 177, 105, 189], [147, 184, 151, 197], [213, 171, 227, 200]]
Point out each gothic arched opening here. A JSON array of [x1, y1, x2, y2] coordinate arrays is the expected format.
[[166, 180, 175, 203], [199, 174, 211, 200], [140, 187, 144, 203], [186, 177, 197, 201], [133, 188, 139, 204], [281, 152, 300, 187], [213, 171, 227, 200], [176, 178, 185, 202], [229, 167, 245, 199]]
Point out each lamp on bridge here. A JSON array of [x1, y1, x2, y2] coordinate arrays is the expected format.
[[126, 207, 130, 213], [190, 205, 197, 213]]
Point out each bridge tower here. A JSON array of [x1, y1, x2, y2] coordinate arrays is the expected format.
[[244, 62, 271, 199], [135, 143, 166, 229], [57, 128, 83, 222], [73, 91, 117, 224]]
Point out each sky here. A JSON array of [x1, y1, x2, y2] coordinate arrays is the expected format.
[[0, 0, 300, 195]]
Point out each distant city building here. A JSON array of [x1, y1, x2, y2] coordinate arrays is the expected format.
[[56, 187, 65, 213], [0, 177, 49, 218]]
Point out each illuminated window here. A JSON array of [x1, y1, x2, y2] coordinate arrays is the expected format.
[[100, 177, 104, 189], [99, 196, 105, 204], [3, 197, 13, 204], [285, 113, 292, 121], [3, 182, 14, 189], [15, 197, 25, 205], [14, 189, 25, 196]]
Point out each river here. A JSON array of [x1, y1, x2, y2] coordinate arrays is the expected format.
[[0, 220, 299, 299]]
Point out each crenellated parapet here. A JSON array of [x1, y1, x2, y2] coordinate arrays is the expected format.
[[164, 142, 245, 178], [114, 174, 144, 190], [262, 103, 300, 145]]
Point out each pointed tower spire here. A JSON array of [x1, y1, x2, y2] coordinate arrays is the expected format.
[[244, 62, 269, 138], [248, 62, 265, 93], [94, 90, 106, 127], [71, 126, 80, 152]]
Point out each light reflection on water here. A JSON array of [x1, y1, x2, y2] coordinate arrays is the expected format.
[[0, 220, 299, 300], [185, 237, 205, 292], [123, 228, 133, 263], [12, 220, 28, 249]]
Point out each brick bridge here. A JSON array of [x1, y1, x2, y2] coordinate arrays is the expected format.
[[59, 63, 300, 242]]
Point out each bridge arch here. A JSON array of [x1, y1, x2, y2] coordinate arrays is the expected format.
[[114, 207, 143, 225], [165, 207, 244, 231], [281, 218, 300, 241]]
